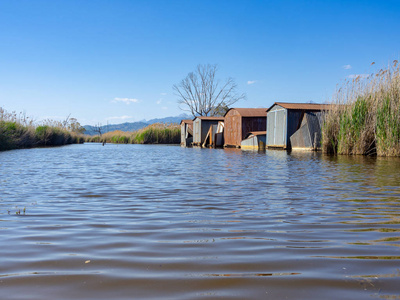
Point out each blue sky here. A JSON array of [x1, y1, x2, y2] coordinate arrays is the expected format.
[[0, 0, 399, 125]]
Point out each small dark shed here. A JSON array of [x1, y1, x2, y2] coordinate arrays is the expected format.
[[223, 108, 267, 147], [180, 119, 193, 147], [192, 116, 225, 147], [266, 102, 330, 150]]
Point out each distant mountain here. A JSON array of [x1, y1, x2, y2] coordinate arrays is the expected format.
[[83, 113, 191, 136], [147, 113, 192, 125]]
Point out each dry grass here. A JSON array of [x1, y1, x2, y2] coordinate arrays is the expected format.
[[322, 61, 400, 156], [85, 123, 181, 144]]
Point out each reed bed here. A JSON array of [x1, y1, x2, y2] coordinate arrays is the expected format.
[[322, 61, 400, 156], [0, 108, 84, 151], [85, 123, 181, 144]]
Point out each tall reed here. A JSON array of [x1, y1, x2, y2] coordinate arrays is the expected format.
[[322, 61, 400, 156], [0, 107, 84, 151], [85, 123, 181, 144]]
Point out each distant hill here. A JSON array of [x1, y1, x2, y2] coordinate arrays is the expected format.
[[146, 115, 191, 125], [83, 113, 191, 136]]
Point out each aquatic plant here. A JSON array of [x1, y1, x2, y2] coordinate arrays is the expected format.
[[7, 206, 26, 215], [322, 61, 400, 156]]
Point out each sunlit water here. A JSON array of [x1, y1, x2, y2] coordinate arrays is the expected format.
[[1, 143, 400, 299]]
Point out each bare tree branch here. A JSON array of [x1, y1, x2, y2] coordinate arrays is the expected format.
[[173, 64, 245, 117], [93, 123, 102, 136]]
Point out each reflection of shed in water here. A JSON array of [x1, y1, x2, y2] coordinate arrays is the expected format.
[[266, 102, 330, 150], [192, 116, 225, 147], [224, 108, 267, 148], [180, 119, 193, 147], [241, 131, 266, 150]]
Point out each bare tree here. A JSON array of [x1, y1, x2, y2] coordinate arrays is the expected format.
[[93, 123, 103, 136], [62, 114, 71, 129], [173, 64, 245, 117]]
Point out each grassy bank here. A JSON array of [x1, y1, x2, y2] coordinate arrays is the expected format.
[[322, 61, 400, 156], [85, 123, 180, 144], [0, 108, 84, 151]]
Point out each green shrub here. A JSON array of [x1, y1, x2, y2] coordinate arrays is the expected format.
[[118, 136, 128, 143]]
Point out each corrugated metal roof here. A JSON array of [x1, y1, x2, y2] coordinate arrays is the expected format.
[[248, 131, 267, 136], [195, 116, 225, 121], [244, 131, 266, 139], [224, 108, 267, 117], [180, 119, 193, 125], [267, 102, 331, 112]]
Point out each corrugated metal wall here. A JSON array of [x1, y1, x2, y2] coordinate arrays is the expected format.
[[193, 118, 202, 145], [241, 135, 266, 150], [180, 123, 186, 146], [307, 111, 324, 149], [267, 105, 287, 148], [224, 110, 242, 146], [290, 120, 311, 148], [267, 110, 275, 146]]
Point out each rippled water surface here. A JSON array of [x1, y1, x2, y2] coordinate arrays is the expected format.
[[1, 144, 400, 299]]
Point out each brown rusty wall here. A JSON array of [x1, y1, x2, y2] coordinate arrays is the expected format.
[[241, 117, 267, 142], [224, 110, 242, 146]]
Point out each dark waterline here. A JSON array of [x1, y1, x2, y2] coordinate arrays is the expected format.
[[1, 144, 400, 299]]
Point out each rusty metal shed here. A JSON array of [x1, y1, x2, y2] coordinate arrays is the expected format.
[[192, 116, 224, 147], [223, 108, 267, 147], [180, 119, 193, 147], [266, 102, 330, 150], [241, 131, 266, 150]]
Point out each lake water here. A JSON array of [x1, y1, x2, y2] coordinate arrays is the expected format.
[[1, 143, 400, 299]]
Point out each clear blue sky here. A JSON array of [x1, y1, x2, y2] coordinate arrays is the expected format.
[[0, 0, 399, 125]]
